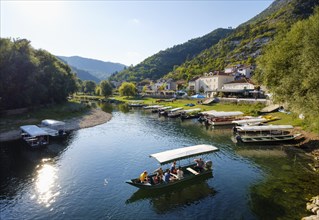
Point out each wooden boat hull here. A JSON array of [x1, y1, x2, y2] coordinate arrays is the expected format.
[[235, 134, 301, 143], [126, 164, 213, 190]]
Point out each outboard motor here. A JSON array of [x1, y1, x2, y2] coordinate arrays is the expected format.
[[205, 160, 213, 170]]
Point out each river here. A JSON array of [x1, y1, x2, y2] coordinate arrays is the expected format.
[[0, 104, 318, 219]]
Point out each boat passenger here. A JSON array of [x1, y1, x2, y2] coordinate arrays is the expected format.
[[164, 169, 171, 183], [194, 158, 205, 173], [176, 166, 184, 180], [139, 171, 149, 183], [170, 161, 177, 174], [156, 167, 164, 182]]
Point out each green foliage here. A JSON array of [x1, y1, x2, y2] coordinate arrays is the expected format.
[[119, 82, 137, 97], [256, 8, 319, 132], [0, 38, 77, 109], [100, 80, 113, 97], [82, 80, 96, 94], [109, 28, 232, 82]]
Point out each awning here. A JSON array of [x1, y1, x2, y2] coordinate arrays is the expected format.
[[182, 108, 201, 113], [206, 111, 244, 117], [150, 144, 219, 165], [20, 125, 49, 136], [41, 119, 65, 126], [236, 125, 294, 132]]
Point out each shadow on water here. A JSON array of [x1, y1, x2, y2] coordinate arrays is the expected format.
[[126, 173, 216, 214], [0, 136, 71, 201], [234, 145, 319, 219]]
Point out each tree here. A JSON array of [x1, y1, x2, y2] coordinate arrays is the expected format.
[[100, 80, 113, 97], [119, 82, 137, 97], [256, 8, 319, 131], [83, 80, 96, 95]]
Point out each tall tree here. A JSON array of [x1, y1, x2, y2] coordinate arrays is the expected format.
[[119, 82, 137, 97], [100, 80, 113, 97], [256, 8, 319, 131]]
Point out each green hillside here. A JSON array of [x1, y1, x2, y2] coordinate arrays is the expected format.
[[109, 28, 233, 82], [165, 0, 319, 81]]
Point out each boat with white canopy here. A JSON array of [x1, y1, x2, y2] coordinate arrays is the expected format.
[[167, 107, 184, 118], [180, 108, 202, 120], [126, 144, 219, 189], [233, 125, 301, 143], [153, 106, 172, 113], [20, 125, 49, 147], [205, 111, 244, 126], [143, 105, 163, 110], [232, 117, 268, 126], [40, 119, 67, 137], [160, 107, 182, 117]]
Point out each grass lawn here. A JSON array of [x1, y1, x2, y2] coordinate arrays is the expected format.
[[0, 101, 90, 132]]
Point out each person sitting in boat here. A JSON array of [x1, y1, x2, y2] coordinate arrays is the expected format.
[[139, 171, 149, 184], [194, 158, 205, 173], [164, 169, 171, 183], [176, 166, 184, 180], [153, 167, 164, 184], [170, 161, 177, 174]]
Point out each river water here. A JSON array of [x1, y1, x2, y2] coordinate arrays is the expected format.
[[0, 104, 318, 220]]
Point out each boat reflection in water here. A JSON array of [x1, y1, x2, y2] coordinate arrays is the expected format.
[[126, 173, 216, 213]]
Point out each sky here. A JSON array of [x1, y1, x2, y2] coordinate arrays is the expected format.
[[1, 1, 273, 66]]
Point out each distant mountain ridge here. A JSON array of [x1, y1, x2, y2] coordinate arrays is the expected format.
[[109, 28, 233, 82], [58, 56, 126, 82], [110, 0, 319, 82], [164, 0, 319, 81]]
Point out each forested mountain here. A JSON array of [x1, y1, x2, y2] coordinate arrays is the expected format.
[[165, 0, 319, 81], [56, 58, 100, 83], [109, 28, 233, 82], [0, 38, 77, 110], [58, 56, 126, 81]]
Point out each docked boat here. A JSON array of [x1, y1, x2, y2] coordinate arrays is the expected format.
[[233, 125, 301, 143], [143, 105, 163, 110], [40, 119, 67, 137], [20, 125, 50, 147], [128, 101, 146, 107], [154, 106, 172, 113], [167, 107, 184, 118], [180, 108, 202, 120], [126, 144, 219, 190], [232, 116, 280, 126], [205, 111, 244, 126]]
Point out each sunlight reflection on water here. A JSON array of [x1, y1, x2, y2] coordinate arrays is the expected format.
[[33, 159, 60, 207]]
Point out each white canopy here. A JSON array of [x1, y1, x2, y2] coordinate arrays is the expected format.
[[150, 144, 219, 164], [160, 106, 172, 110], [143, 105, 163, 109], [236, 125, 294, 132], [20, 125, 49, 136], [183, 108, 201, 113], [41, 119, 65, 127], [206, 111, 243, 117], [169, 107, 183, 112], [201, 110, 217, 114], [232, 118, 267, 125]]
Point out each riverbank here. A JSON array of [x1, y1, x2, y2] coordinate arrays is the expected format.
[[0, 109, 112, 142]]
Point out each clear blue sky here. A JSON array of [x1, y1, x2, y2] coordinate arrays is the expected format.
[[1, 1, 273, 66]]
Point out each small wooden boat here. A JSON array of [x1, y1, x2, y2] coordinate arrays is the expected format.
[[128, 101, 146, 107], [40, 119, 67, 137], [233, 125, 301, 143], [205, 111, 244, 126], [167, 107, 184, 118], [180, 108, 202, 120], [126, 144, 219, 190], [154, 106, 172, 113], [20, 125, 50, 147]]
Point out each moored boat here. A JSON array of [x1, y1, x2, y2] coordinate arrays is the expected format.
[[154, 106, 172, 113], [180, 108, 202, 120], [205, 111, 244, 126], [167, 107, 184, 118], [233, 125, 301, 143], [20, 125, 50, 147], [126, 144, 219, 190], [40, 119, 67, 137]]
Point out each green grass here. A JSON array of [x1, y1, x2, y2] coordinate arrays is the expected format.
[[0, 101, 90, 132]]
